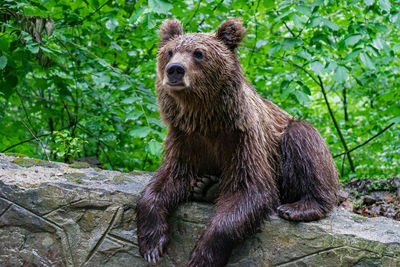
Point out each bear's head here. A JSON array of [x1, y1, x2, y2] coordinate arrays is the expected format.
[[156, 18, 246, 101]]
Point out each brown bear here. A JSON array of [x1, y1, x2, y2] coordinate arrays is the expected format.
[[136, 18, 338, 267]]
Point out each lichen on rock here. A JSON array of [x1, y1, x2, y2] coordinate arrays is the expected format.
[[65, 172, 87, 183], [112, 175, 133, 184], [69, 161, 91, 169], [12, 157, 57, 168]]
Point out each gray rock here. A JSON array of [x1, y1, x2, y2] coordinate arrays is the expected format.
[[0, 153, 399, 266]]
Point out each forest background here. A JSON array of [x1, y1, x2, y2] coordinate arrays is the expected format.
[[0, 0, 399, 181]]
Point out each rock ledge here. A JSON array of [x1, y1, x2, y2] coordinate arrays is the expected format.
[[0, 153, 399, 266]]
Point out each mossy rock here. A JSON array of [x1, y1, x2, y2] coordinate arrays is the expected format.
[[352, 215, 369, 221], [69, 161, 91, 169], [5, 152, 28, 158], [112, 175, 132, 184], [92, 174, 108, 181], [65, 172, 87, 183], [12, 158, 56, 168], [129, 170, 146, 175]]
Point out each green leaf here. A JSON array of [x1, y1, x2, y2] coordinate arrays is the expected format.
[[308, 16, 323, 27], [27, 45, 39, 54], [261, 0, 275, 10], [334, 66, 348, 83], [372, 38, 384, 50], [296, 5, 312, 17], [145, 13, 156, 29], [281, 38, 301, 51], [122, 96, 140, 104], [280, 83, 295, 99], [322, 18, 339, 31], [391, 12, 400, 26], [105, 19, 118, 31], [360, 53, 375, 69], [268, 44, 280, 56], [364, 0, 374, 6], [393, 43, 400, 51], [256, 39, 268, 49], [125, 111, 144, 121], [130, 6, 147, 24], [148, 117, 164, 127], [345, 34, 362, 46], [297, 81, 311, 95], [388, 117, 400, 124], [148, 0, 173, 14], [119, 84, 131, 91], [310, 0, 324, 6], [344, 49, 362, 61], [129, 126, 152, 138], [297, 50, 311, 60], [110, 42, 122, 51], [293, 14, 307, 26], [148, 140, 162, 156], [310, 61, 324, 75], [294, 90, 311, 106], [89, 0, 99, 8], [0, 56, 7, 70], [273, 10, 292, 22], [378, 0, 391, 12], [326, 61, 338, 72]]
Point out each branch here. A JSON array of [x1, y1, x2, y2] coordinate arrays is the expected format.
[[333, 122, 395, 158], [21, 121, 50, 161], [76, 124, 115, 152], [246, 0, 261, 69], [86, 0, 113, 20], [318, 76, 355, 172], [76, 124, 115, 168], [54, 37, 80, 130], [186, 0, 203, 26], [16, 90, 35, 133], [270, 55, 355, 172], [275, 9, 297, 37], [63, 100, 75, 127], [198, 0, 224, 27], [65, 40, 118, 72], [1, 124, 77, 153]]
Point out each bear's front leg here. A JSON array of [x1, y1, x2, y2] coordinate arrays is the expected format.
[[188, 136, 279, 267], [136, 159, 192, 264], [188, 188, 276, 267]]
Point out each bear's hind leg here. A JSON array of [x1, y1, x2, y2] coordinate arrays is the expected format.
[[277, 120, 338, 222]]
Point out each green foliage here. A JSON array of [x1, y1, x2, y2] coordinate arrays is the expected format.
[[51, 130, 87, 162], [0, 0, 399, 179]]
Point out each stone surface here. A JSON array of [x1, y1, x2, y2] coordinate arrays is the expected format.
[[0, 153, 399, 267]]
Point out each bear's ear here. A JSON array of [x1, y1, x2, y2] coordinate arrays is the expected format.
[[216, 18, 246, 50], [159, 19, 183, 46]]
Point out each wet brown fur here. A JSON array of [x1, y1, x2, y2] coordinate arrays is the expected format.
[[136, 18, 338, 267]]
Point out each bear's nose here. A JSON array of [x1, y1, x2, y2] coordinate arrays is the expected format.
[[166, 63, 185, 84]]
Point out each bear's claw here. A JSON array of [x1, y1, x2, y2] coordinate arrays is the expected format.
[[140, 232, 168, 265]]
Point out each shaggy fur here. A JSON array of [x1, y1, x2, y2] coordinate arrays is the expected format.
[[136, 18, 339, 267]]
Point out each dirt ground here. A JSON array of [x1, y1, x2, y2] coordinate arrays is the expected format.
[[339, 177, 400, 221]]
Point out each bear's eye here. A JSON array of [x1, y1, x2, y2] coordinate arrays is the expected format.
[[168, 50, 173, 59], [193, 50, 203, 60]]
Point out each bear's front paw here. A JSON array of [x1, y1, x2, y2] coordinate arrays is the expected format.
[[188, 244, 230, 267], [138, 232, 169, 265], [188, 249, 210, 267]]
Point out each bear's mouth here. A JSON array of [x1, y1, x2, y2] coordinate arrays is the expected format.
[[166, 82, 186, 90]]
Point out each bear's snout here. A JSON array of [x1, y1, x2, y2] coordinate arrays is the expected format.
[[166, 63, 186, 85]]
